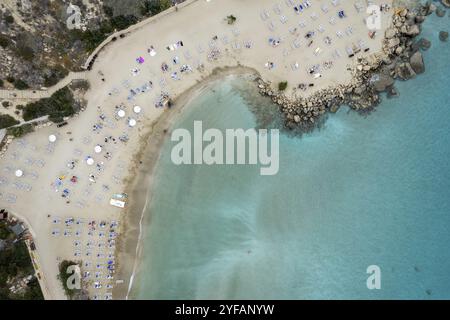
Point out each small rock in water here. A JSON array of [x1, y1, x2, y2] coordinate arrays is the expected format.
[[415, 37, 432, 50], [436, 7, 446, 17], [441, 0, 450, 8], [410, 51, 425, 74], [439, 31, 449, 42]]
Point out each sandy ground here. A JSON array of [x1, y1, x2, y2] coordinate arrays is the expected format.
[[0, 0, 393, 300]]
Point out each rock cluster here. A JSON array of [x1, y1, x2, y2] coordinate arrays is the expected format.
[[256, 6, 431, 131]]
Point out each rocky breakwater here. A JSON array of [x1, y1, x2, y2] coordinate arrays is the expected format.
[[257, 6, 429, 132]]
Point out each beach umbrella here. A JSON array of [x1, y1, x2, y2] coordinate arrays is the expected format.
[[94, 145, 102, 153], [86, 157, 94, 166], [129, 119, 137, 127], [15, 169, 23, 177], [133, 106, 141, 114], [117, 110, 125, 118], [48, 134, 57, 143]]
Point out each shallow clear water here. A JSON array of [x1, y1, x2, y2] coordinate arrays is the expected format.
[[133, 15, 450, 299]]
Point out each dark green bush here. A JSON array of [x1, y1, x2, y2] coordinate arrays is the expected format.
[[0, 114, 19, 129]]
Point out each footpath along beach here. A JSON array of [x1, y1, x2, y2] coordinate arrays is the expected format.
[[1, 0, 432, 299]]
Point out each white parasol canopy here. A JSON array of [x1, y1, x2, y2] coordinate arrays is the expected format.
[[117, 110, 126, 118], [48, 134, 57, 143], [86, 157, 94, 165], [15, 169, 23, 177], [94, 145, 102, 153], [129, 119, 137, 127], [133, 106, 141, 114]]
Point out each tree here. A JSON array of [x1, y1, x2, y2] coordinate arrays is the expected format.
[[278, 81, 288, 91], [227, 15, 237, 25]]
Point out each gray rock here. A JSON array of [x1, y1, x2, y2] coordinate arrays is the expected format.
[[415, 15, 426, 23], [385, 28, 396, 39], [371, 73, 394, 92], [410, 51, 425, 74], [396, 63, 417, 80], [406, 24, 421, 36], [436, 7, 446, 17], [439, 31, 449, 41], [441, 0, 450, 8], [388, 37, 401, 48], [415, 38, 432, 50]]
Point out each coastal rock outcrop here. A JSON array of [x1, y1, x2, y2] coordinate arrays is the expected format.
[[441, 0, 450, 8], [439, 31, 449, 42], [410, 52, 425, 74], [256, 6, 428, 132], [396, 63, 417, 80], [371, 73, 395, 92]]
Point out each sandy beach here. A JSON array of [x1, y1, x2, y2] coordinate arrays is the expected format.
[[0, 0, 393, 299]]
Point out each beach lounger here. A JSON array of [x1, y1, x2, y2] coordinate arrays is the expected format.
[[291, 38, 302, 49], [332, 0, 340, 7], [313, 47, 322, 56], [333, 49, 342, 59], [260, 11, 269, 21], [283, 48, 290, 56], [183, 50, 192, 60], [345, 26, 353, 36], [280, 15, 288, 24], [232, 28, 240, 37], [317, 25, 325, 33], [346, 46, 355, 58], [232, 41, 241, 50], [273, 3, 282, 15], [285, 0, 295, 6], [336, 30, 344, 38], [358, 39, 370, 52], [221, 35, 229, 45], [197, 44, 204, 54], [299, 20, 307, 28], [244, 40, 253, 49], [354, 2, 364, 13], [310, 12, 318, 20], [321, 4, 329, 13], [268, 21, 276, 31], [291, 62, 299, 71], [329, 17, 336, 25]]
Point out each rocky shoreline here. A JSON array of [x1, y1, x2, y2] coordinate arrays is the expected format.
[[256, 4, 437, 132]]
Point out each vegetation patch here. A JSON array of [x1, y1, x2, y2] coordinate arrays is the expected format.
[[22, 87, 77, 123], [0, 222, 43, 300], [6, 124, 34, 138], [0, 114, 20, 129], [278, 81, 288, 91]]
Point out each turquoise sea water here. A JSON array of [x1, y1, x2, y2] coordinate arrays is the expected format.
[[132, 15, 450, 299]]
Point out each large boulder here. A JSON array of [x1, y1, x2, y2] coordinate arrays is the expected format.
[[439, 31, 449, 42], [405, 24, 421, 36], [441, 0, 450, 8], [396, 63, 417, 80], [371, 73, 394, 92], [385, 28, 396, 39], [410, 51, 425, 74]]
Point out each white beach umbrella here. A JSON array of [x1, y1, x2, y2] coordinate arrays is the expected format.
[[133, 106, 141, 114], [94, 145, 102, 153], [129, 119, 137, 127], [48, 134, 57, 143], [117, 110, 126, 118], [15, 169, 23, 177], [86, 157, 94, 166]]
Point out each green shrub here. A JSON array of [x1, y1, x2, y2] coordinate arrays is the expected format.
[[4, 15, 14, 24], [0, 114, 19, 129], [22, 87, 76, 122], [0, 35, 10, 48], [6, 123, 34, 137], [140, 0, 171, 16], [227, 15, 237, 25], [278, 81, 288, 91], [0, 79, 4, 87], [13, 79, 29, 90]]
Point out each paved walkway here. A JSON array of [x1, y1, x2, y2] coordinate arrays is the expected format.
[[0, 72, 87, 100]]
